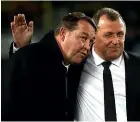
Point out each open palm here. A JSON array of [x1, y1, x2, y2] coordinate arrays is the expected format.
[[11, 14, 34, 48]]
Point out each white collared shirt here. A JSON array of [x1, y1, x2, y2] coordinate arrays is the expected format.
[[75, 48, 127, 122]]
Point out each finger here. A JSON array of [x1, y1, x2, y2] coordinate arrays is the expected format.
[[28, 21, 34, 32], [10, 22, 15, 31], [17, 14, 22, 26], [21, 14, 27, 26], [14, 15, 18, 26], [11, 22, 18, 33]]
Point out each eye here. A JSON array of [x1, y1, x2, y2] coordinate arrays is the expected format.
[[104, 32, 113, 38], [89, 39, 94, 46], [117, 32, 124, 37], [80, 36, 87, 42]]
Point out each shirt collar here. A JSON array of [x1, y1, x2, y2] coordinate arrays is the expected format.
[[92, 48, 104, 66], [111, 54, 123, 67], [62, 61, 70, 72], [92, 47, 123, 67]]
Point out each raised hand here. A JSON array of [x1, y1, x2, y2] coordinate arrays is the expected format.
[[11, 14, 34, 48]]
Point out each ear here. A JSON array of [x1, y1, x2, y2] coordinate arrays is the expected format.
[[94, 32, 98, 43], [59, 27, 67, 42], [94, 37, 96, 43]]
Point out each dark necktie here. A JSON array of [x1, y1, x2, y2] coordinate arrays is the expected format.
[[102, 61, 117, 121]]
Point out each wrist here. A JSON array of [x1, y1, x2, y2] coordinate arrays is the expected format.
[[13, 40, 31, 48], [13, 41, 20, 48]]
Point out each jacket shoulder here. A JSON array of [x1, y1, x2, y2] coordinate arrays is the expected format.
[[10, 42, 49, 62], [127, 52, 140, 61], [125, 52, 140, 67]]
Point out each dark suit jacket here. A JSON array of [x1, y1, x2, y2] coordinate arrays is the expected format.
[[2, 31, 77, 121], [124, 52, 140, 121], [9, 41, 15, 58]]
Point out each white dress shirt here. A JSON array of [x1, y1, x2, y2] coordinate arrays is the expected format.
[[75, 48, 127, 122]]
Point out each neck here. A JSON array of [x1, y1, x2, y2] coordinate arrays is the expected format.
[[94, 47, 105, 60]]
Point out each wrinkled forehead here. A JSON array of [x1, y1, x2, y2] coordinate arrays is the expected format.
[[97, 16, 126, 32], [79, 31, 96, 38], [76, 20, 96, 34]]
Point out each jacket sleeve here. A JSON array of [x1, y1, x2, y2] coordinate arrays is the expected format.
[[9, 41, 32, 58], [9, 42, 14, 58]]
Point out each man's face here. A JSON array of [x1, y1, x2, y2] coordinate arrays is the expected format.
[[94, 15, 126, 61], [62, 20, 96, 64]]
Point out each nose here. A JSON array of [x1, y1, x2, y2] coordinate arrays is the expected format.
[[83, 39, 91, 51], [112, 36, 119, 45]]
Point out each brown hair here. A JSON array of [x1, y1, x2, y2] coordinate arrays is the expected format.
[[55, 12, 96, 36]]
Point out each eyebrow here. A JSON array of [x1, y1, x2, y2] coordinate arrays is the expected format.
[[117, 31, 124, 33], [80, 32, 95, 39], [80, 32, 89, 36], [105, 32, 114, 35]]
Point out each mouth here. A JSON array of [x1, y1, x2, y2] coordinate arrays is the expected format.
[[79, 52, 87, 58], [108, 47, 119, 50]]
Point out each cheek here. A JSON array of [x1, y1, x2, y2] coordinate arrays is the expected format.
[[120, 40, 124, 46], [95, 37, 107, 48], [72, 39, 83, 50], [72, 45, 82, 56], [67, 42, 82, 58]]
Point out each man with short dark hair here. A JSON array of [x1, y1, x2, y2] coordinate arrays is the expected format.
[[2, 12, 96, 121]]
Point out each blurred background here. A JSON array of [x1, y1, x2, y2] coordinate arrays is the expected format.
[[1, 1, 140, 59], [1, 1, 140, 72]]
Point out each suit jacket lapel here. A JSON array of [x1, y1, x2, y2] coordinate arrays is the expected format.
[[123, 51, 130, 120], [123, 51, 137, 121]]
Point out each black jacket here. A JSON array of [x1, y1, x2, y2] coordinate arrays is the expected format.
[[2, 31, 78, 121], [123, 52, 140, 121]]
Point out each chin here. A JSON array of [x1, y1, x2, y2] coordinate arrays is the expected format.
[[70, 61, 81, 65], [73, 58, 84, 64], [75, 61, 82, 64], [106, 50, 122, 60], [108, 54, 121, 61]]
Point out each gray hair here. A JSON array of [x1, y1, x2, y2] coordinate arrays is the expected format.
[[93, 7, 126, 27]]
